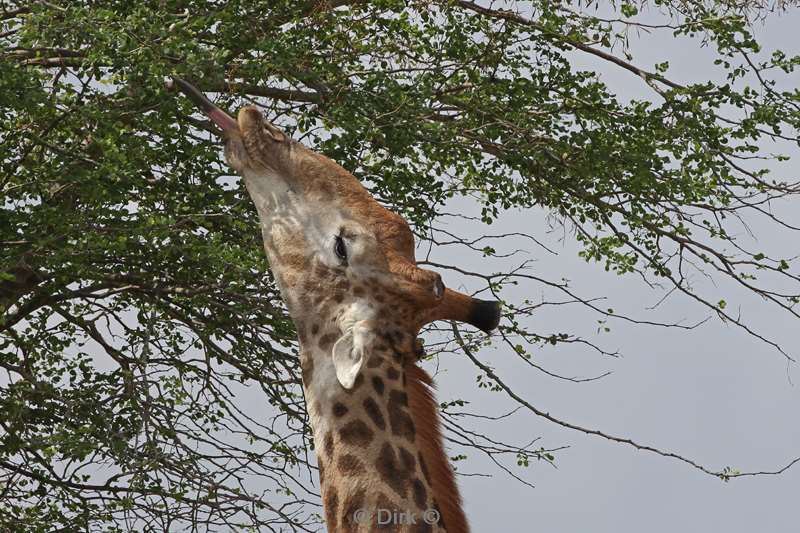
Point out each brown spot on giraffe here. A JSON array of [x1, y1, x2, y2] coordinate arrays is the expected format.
[[338, 419, 373, 447], [372, 375, 385, 395], [362, 396, 386, 430], [398, 446, 416, 472], [387, 390, 415, 442], [413, 520, 433, 533], [375, 442, 411, 499], [318, 332, 337, 351], [337, 453, 365, 477], [389, 389, 408, 407], [332, 402, 348, 418], [412, 478, 427, 509], [432, 500, 446, 531], [389, 349, 404, 364]]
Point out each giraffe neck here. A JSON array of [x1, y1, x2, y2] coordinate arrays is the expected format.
[[301, 338, 468, 533]]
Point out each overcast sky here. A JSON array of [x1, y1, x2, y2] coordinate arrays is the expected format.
[[431, 7, 800, 533]]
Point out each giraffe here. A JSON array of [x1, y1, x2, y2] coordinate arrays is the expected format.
[[170, 78, 500, 533]]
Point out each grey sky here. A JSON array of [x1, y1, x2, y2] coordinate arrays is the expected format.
[[435, 8, 800, 533]]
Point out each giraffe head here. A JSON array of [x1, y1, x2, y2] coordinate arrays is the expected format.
[[172, 79, 500, 389]]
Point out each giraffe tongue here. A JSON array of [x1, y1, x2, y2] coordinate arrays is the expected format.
[[168, 77, 239, 134]]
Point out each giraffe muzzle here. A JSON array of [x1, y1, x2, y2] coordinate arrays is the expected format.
[[167, 77, 239, 134]]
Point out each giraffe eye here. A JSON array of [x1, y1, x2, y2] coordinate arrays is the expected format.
[[334, 235, 348, 264]]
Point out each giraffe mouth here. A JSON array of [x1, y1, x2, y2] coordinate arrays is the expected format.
[[168, 77, 239, 135]]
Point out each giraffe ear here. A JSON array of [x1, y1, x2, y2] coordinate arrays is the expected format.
[[332, 329, 365, 389]]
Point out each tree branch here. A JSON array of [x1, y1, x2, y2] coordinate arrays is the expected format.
[[451, 323, 800, 481], [455, 1, 685, 92]]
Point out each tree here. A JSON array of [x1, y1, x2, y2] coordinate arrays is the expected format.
[[2, 0, 799, 530]]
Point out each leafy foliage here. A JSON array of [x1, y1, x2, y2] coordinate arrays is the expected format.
[[2, 0, 799, 530]]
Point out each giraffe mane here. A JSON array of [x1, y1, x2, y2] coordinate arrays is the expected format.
[[405, 363, 469, 533]]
